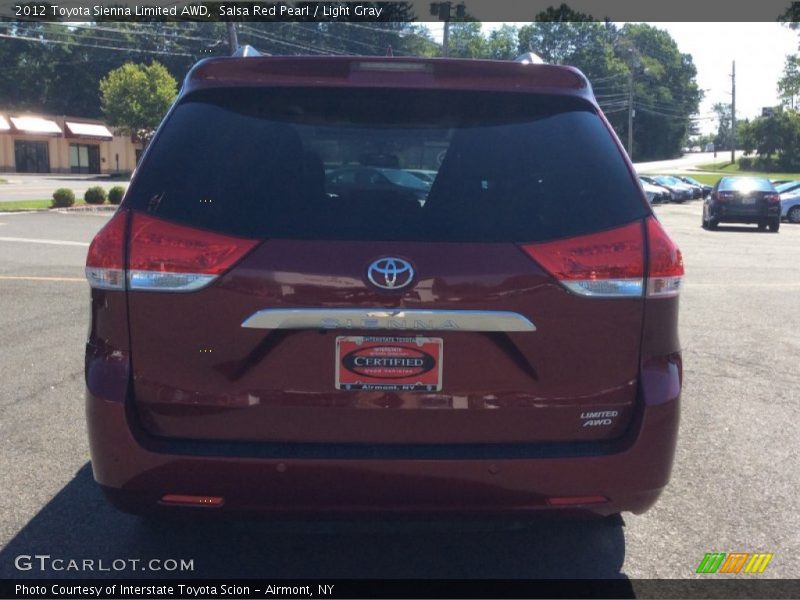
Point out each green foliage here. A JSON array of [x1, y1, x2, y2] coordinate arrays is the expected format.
[[100, 61, 177, 143], [84, 186, 107, 205], [486, 25, 518, 60], [778, 55, 800, 109], [51, 188, 75, 208], [713, 103, 733, 151], [1, 6, 700, 161], [108, 186, 126, 205], [515, 15, 700, 161], [447, 22, 488, 58], [738, 111, 800, 171]]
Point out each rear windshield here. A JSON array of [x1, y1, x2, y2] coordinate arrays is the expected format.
[[719, 177, 775, 192], [775, 181, 799, 193], [126, 87, 647, 242]]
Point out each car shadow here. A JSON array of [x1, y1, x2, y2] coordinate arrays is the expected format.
[[712, 225, 774, 233], [0, 463, 632, 584]]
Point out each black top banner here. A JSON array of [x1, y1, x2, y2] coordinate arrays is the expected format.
[[2, 0, 800, 22]]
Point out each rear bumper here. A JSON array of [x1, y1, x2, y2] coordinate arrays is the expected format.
[[715, 206, 780, 222], [87, 390, 680, 517]]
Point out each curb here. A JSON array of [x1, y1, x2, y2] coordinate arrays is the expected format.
[[54, 205, 119, 214]]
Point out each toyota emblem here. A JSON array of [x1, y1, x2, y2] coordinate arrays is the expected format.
[[367, 257, 415, 291]]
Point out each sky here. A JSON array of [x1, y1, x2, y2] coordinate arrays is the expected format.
[[425, 22, 799, 135]]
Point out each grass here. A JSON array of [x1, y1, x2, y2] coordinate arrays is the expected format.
[[0, 199, 89, 212], [0, 178, 7, 184], [639, 161, 800, 186]]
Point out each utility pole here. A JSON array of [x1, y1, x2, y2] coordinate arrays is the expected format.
[[430, 2, 464, 57], [626, 48, 639, 161], [730, 60, 736, 164], [226, 22, 239, 54], [627, 67, 634, 160]]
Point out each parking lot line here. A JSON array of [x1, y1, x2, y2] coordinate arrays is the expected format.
[[0, 236, 89, 247], [0, 275, 85, 282]]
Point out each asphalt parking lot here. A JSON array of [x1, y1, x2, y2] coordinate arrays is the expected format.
[[0, 204, 798, 582]]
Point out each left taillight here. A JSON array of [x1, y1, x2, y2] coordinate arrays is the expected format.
[[85, 210, 127, 290], [127, 212, 259, 292]]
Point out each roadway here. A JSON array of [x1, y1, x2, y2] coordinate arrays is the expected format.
[[0, 205, 797, 584]]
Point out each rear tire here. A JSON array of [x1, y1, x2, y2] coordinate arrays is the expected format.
[[768, 219, 780, 233], [758, 222, 767, 231], [788, 206, 800, 223]]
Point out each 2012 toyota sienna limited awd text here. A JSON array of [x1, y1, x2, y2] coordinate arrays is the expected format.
[[85, 56, 684, 517]]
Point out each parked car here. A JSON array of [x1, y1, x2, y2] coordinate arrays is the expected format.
[[406, 169, 438, 184], [639, 177, 669, 204], [643, 175, 692, 203], [702, 176, 781, 232], [326, 166, 431, 206], [775, 180, 800, 195], [84, 55, 684, 518], [639, 175, 676, 202], [676, 175, 712, 198], [780, 189, 800, 223], [658, 175, 701, 199]]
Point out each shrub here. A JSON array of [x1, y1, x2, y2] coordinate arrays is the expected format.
[[51, 188, 75, 208], [84, 186, 107, 205], [737, 157, 753, 171], [108, 186, 125, 205]]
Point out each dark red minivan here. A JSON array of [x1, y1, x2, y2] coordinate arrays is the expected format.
[[85, 55, 683, 517]]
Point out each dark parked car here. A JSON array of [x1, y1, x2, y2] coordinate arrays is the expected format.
[[677, 175, 712, 198], [702, 176, 781, 232], [640, 175, 689, 203], [326, 166, 430, 206], [84, 55, 684, 518], [653, 175, 697, 201]]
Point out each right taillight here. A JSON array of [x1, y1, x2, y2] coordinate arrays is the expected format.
[[717, 191, 733, 202], [520, 221, 645, 298], [520, 216, 683, 299], [645, 216, 684, 298], [766, 193, 781, 205]]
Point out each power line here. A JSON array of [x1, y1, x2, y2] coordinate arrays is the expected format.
[[238, 26, 348, 55], [0, 32, 193, 56]]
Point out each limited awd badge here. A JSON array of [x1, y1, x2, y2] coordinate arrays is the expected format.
[[367, 257, 415, 291]]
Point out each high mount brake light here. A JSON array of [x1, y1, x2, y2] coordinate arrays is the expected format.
[[85, 211, 259, 292], [520, 217, 683, 299]]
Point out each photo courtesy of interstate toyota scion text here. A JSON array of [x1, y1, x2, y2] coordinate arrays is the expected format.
[[84, 54, 684, 517]]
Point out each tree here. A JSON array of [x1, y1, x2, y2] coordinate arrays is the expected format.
[[447, 21, 488, 58], [486, 24, 518, 60], [741, 112, 800, 170], [712, 102, 733, 151], [99, 62, 177, 143], [778, 55, 800, 109]]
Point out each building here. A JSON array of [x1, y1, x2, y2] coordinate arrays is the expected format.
[[0, 111, 143, 174]]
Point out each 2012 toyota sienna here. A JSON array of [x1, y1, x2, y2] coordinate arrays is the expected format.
[[85, 55, 684, 517]]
